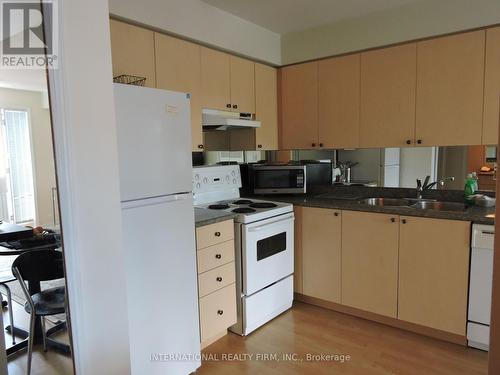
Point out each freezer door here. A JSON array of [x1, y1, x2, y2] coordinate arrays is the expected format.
[[121, 194, 200, 375], [114, 84, 193, 201]]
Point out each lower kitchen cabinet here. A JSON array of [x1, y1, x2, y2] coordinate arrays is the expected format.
[[196, 219, 237, 348], [301, 207, 341, 303], [398, 216, 470, 335], [341, 211, 399, 318]]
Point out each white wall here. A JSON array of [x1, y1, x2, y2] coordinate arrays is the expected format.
[[282, 0, 500, 64], [47, 0, 131, 373], [108, 0, 281, 65], [400, 147, 437, 188], [0, 88, 57, 226]]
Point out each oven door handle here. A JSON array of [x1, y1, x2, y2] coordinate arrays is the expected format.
[[247, 215, 294, 232]]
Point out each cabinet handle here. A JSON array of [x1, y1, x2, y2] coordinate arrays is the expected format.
[[217, 310, 224, 315], [312, 143, 316, 147], [391, 218, 396, 222], [257, 144, 262, 149], [406, 140, 411, 145], [226, 104, 231, 108], [197, 144, 204, 149], [216, 276, 223, 282], [334, 212, 339, 217], [215, 254, 222, 259], [319, 143, 324, 147], [214, 231, 221, 237], [401, 219, 407, 224], [233, 104, 238, 109], [417, 140, 422, 145]]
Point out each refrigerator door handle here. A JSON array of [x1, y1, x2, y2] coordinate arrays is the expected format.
[[121, 193, 192, 209]]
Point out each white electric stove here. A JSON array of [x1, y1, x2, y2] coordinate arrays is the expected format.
[[193, 165, 294, 336]]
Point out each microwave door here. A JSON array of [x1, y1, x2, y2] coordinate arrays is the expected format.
[[253, 167, 306, 194]]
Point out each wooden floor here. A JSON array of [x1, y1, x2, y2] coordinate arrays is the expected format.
[[197, 301, 488, 375], [2, 297, 73, 375]]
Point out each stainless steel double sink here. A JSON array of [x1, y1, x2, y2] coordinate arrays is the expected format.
[[358, 197, 467, 212]]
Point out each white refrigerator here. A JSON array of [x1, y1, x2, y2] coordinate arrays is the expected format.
[[114, 84, 201, 374]]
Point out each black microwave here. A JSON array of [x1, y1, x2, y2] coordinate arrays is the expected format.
[[251, 165, 307, 194]]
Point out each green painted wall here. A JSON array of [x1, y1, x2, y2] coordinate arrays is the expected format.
[[282, 0, 500, 65]]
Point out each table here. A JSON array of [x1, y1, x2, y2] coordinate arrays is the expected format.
[[0, 245, 70, 356], [0, 223, 33, 242]]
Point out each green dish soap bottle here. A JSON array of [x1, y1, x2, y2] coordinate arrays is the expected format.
[[464, 174, 476, 204]]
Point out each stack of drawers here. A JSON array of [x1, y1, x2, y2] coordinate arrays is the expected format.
[[195, 219, 237, 348]]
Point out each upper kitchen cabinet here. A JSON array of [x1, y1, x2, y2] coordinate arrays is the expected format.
[[416, 31, 485, 146], [201, 48, 255, 114], [109, 20, 156, 88], [483, 27, 500, 145], [155, 33, 203, 151], [318, 54, 360, 149], [398, 217, 470, 335], [255, 63, 278, 150], [280, 62, 319, 149], [360, 43, 417, 148], [342, 211, 399, 318], [201, 47, 231, 111], [230, 56, 255, 114]]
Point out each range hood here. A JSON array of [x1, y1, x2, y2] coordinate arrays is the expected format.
[[202, 109, 261, 131]]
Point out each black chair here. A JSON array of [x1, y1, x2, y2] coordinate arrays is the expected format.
[[12, 250, 66, 375]]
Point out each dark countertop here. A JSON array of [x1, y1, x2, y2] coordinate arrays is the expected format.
[[194, 208, 237, 228], [245, 188, 495, 225]]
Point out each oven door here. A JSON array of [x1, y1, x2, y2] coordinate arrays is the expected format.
[[241, 212, 294, 296]]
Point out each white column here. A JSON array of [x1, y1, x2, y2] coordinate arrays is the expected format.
[[46, 0, 131, 373]]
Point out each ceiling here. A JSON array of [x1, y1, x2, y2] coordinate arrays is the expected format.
[[202, 0, 424, 34]]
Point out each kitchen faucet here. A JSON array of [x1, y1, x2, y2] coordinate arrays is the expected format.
[[416, 176, 455, 199]]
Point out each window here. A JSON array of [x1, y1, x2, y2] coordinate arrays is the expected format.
[[0, 109, 36, 223]]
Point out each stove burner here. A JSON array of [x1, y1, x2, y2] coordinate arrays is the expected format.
[[232, 207, 256, 214], [208, 204, 230, 210], [233, 199, 254, 205], [249, 202, 278, 209]]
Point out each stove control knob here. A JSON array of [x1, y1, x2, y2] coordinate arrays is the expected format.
[[226, 175, 230, 181], [203, 177, 208, 184], [233, 178, 237, 184], [231, 170, 236, 176], [195, 174, 200, 181], [196, 183, 201, 189]]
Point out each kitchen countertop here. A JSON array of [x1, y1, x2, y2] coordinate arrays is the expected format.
[[245, 193, 495, 225], [194, 208, 237, 228]]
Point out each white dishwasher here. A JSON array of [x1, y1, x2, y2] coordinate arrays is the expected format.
[[468, 224, 495, 351]]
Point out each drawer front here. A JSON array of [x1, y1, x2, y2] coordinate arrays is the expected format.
[[197, 240, 235, 274], [196, 220, 234, 249], [472, 224, 495, 249], [198, 262, 236, 297], [199, 283, 237, 341]]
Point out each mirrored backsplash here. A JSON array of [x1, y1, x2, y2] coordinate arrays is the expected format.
[[193, 145, 497, 192]]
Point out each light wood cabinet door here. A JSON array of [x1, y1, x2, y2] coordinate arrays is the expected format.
[[293, 206, 303, 293], [301, 207, 342, 303], [398, 216, 470, 335], [342, 211, 399, 317], [280, 62, 318, 149], [483, 27, 500, 145], [318, 54, 360, 148], [201, 47, 231, 111], [230, 56, 255, 114], [360, 44, 416, 148], [255, 63, 278, 150], [416, 31, 485, 146], [155, 33, 203, 151], [109, 20, 156, 88]]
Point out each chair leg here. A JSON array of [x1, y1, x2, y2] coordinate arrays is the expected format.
[[26, 312, 36, 375], [41, 317, 47, 352], [4, 284, 15, 345]]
